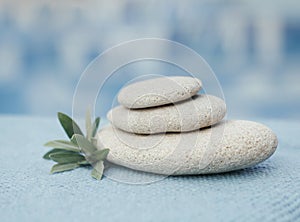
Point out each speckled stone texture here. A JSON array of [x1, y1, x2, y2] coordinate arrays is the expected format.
[[108, 94, 226, 134], [97, 120, 278, 175], [118, 76, 202, 109]]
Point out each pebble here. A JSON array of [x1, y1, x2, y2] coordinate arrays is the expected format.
[[108, 94, 226, 134], [118, 76, 202, 109], [97, 120, 278, 175]]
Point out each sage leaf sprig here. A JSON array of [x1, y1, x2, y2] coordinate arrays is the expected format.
[[43, 110, 109, 180]]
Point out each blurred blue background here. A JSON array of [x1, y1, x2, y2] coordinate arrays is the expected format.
[[0, 0, 299, 120]]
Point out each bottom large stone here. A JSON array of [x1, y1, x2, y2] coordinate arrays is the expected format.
[[96, 120, 278, 175]]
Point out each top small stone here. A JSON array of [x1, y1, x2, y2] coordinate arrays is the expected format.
[[118, 76, 202, 109]]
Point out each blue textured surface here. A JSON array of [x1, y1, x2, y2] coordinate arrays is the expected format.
[[0, 116, 300, 222]]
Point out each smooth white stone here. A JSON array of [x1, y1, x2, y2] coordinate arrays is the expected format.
[[108, 94, 226, 134], [118, 76, 202, 109], [97, 120, 278, 175]]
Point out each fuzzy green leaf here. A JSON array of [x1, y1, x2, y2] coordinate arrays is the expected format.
[[87, 149, 110, 163], [43, 148, 62, 160], [43, 148, 79, 160], [49, 152, 85, 164], [91, 137, 97, 147], [57, 112, 83, 139], [91, 161, 104, 180], [86, 109, 92, 140], [71, 134, 97, 155], [78, 160, 90, 166], [44, 140, 80, 152], [43, 110, 107, 181], [92, 117, 100, 137], [50, 163, 80, 174]]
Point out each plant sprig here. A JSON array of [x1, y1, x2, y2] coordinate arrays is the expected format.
[[43, 110, 109, 180]]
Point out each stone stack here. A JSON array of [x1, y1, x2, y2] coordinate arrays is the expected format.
[[97, 76, 278, 175]]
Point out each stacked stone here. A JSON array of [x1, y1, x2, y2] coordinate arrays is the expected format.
[[97, 76, 278, 175]]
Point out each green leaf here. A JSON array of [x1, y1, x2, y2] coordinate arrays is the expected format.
[[57, 112, 84, 139], [92, 117, 100, 137], [43, 148, 79, 160], [86, 108, 92, 140], [44, 140, 80, 152], [43, 110, 107, 181], [49, 152, 85, 164], [43, 148, 63, 160], [71, 134, 97, 155], [91, 137, 97, 147], [50, 163, 79, 174], [87, 149, 110, 163], [91, 161, 104, 180], [78, 160, 90, 166]]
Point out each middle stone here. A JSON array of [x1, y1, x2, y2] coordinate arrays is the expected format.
[[108, 94, 226, 134]]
